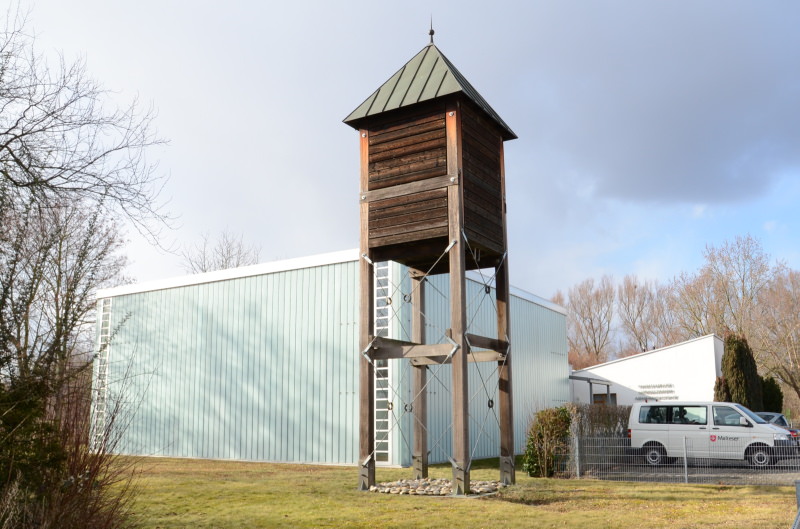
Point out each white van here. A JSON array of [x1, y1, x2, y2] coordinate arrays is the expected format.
[[627, 401, 796, 467]]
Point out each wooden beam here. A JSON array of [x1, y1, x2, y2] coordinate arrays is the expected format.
[[468, 350, 506, 362], [466, 333, 509, 355], [358, 128, 375, 491], [411, 276, 428, 479], [369, 338, 453, 360], [409, 350, 503, 366], [497, 139, 515, 486], [447, 100, 470, 495], [361, 174, 456, 203]]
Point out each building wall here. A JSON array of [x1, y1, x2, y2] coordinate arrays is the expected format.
[[94, 251, 568, 465], [98, 254, 360, 464], [571, 334, 723, 406]]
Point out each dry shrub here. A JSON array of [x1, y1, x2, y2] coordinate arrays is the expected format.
[[569, 403, 632, 437], [0, 365, 139, 529]]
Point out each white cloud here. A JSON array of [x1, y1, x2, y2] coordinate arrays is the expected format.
[[691, 205, 708, 219]]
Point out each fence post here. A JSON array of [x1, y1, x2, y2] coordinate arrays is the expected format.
[[573, 435, 581, 479], [795, 480, 800, 509], [793, 481, 800, 529], [683, 437, 689, 484]]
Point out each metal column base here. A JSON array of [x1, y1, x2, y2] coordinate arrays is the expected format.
[[358, 462, 375, 491], [500, 455, 515, 485], [451, 462, 470, 495], [412, 453, 428, 480]]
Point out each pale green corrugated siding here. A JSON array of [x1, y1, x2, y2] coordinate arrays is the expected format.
[[104, 260, 359, 464], [391, 272, 569, 464], [99, 257, 566, 466]]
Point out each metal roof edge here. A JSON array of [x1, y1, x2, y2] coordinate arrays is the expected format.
[[464, 271, 566, 316], [510, 285, 567, 315], [96, 248, 360, 299], [97, 249, 563, 320], [343, 45, 431, 125], [572, 333, 722, 373], [432, 46, 517, 140]]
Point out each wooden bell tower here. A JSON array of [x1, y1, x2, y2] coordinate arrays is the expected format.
[[344, 36, 517, 495]]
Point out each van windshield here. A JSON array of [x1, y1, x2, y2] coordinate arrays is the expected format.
[[734, 404, 768, 424]]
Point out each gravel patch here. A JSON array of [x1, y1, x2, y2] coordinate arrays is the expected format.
[[369, 478, 506, 496]]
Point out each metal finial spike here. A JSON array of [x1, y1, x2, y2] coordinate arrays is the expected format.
[[429, 17, 435, 44]]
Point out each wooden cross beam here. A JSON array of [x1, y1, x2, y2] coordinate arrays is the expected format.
[[366, 334, 509, 363]]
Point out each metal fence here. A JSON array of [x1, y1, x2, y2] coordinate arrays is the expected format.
[[552, 436, 800, 487]]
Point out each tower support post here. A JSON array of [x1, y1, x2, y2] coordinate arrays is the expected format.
[[358, 129, 375, 490], [497, 259, 515, 485], [411, 272, 428, 479], [497, 141, 515, 485], [446, 102, 470, 495]]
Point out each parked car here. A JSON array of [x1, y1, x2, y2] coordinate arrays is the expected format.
[[756, 412, 800, 439], [627, 401, 796, 467]]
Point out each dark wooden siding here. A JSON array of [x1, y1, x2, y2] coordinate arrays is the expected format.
[[367, 110, 449, 249], [461, 103, 504, 255], [362, 99, 506, 265], [368, 187, 448, 248], [367, 113, 448, 190]]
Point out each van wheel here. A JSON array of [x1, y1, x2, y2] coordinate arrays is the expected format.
[[643, 445, 666, 466], [747, 446, 773, 467]]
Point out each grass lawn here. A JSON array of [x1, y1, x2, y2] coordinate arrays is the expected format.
[[129, 456, 795, 528]]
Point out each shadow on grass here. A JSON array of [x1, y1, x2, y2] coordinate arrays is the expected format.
[[427, 455, 526, 473]]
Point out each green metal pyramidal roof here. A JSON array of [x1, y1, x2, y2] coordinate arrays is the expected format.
[[344, 43, 517, 140]]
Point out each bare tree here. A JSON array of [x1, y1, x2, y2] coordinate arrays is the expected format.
[[551, 290, 566, 308], [616, 274, 658, 355], [704, 235, 774, 338], [0, 8, 167, 231], [0, 8, 162, 525], [670, 268, 724, 338], [753, 267, 800, 402], [564, 276, 615, 369], [0, 200, 126, 382], [180, 230, 261, 273], [670, 235, 774, 342], [649, 282, 689, 349]]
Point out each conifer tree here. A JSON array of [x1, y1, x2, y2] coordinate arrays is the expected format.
[[714, 376, 731, 402], [721, 333, 763, 410], [761, 376, 783, 413]]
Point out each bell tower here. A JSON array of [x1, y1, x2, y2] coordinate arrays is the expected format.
[[344, 35, 516, 494]]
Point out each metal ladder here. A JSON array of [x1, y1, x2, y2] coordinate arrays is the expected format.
[[90, 298, 112, 452]]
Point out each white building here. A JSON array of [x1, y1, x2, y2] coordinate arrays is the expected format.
[[570, 335, 724, 406]]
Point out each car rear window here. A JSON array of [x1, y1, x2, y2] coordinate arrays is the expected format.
[[639, 405, 668, 424]]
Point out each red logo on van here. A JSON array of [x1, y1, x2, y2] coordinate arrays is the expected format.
[[710, 435, 717, 442]]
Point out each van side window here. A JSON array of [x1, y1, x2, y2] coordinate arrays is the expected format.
[[713, 406, 744, 426], [639, 405, 668, 424], [670, 406, 707, 425]]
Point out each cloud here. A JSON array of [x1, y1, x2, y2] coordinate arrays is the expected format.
[[26, 0, 800, 292], [517, 3, 800, 206], [691, 205, 708, 219]]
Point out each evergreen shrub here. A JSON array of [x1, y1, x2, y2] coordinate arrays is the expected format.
[[721, 333, 763, 411], [761, 376, 783, 413]]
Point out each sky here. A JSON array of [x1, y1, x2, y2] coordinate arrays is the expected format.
[[22, 1, 800, 299]]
